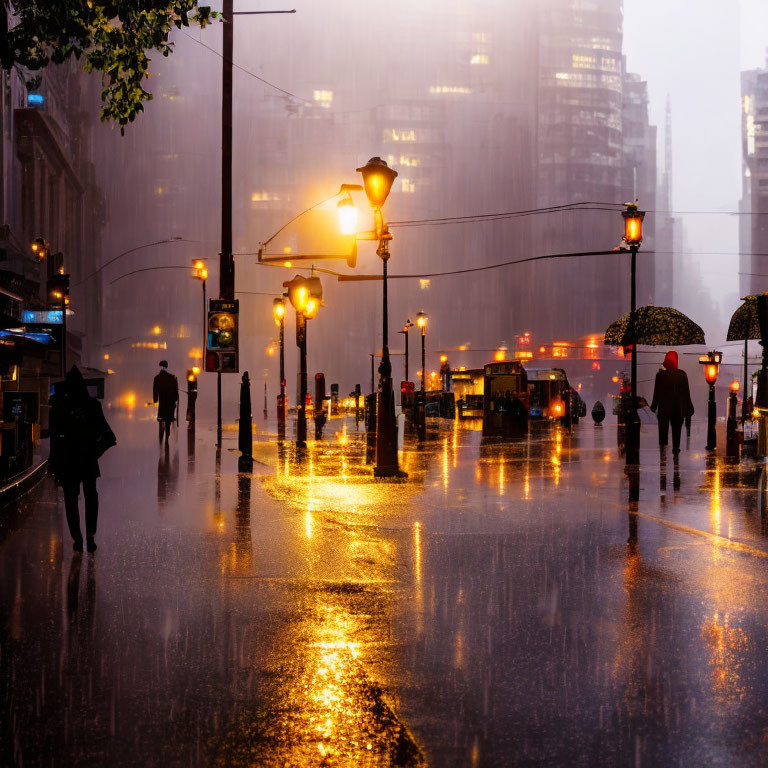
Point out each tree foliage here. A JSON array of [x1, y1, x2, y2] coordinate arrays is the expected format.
[[1, 1, 218, 131]]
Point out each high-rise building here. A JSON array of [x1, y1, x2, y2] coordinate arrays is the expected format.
[[740, 65, 768, 298]]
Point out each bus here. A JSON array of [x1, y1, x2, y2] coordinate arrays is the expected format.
[[482, 361, 529, 437], [452, 368, 484, 418], [527, 367, 585, 421]]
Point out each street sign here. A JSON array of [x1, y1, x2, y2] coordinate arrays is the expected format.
[[205, 298, 239, 373]]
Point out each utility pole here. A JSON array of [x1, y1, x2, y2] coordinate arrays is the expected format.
[[218, 4, 294, 446]]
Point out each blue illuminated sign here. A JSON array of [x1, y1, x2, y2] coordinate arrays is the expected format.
[[22, 310, 62, 324], [27, 93, 45, 107]]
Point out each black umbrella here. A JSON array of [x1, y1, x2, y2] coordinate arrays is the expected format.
[[604, 305, 705, 347], [726, 295, 761, 341]]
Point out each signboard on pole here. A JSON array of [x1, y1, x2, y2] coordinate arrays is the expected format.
[[205, 299, 239, 373]]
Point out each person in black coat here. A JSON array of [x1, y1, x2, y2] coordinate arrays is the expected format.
[[49, 366, 116, 552], [650, 350, 694, 454], [153, 360, 178, 444]]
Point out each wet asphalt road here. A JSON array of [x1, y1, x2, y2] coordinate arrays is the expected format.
[[3, 414, 768, 767]]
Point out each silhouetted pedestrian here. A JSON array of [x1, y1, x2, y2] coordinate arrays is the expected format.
[[153, 360, 178, 444], [49, 366, 116, 552], [650, 350, 694, 454]]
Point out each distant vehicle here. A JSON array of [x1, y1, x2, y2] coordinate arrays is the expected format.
[[527, 367, 585, 421], [452, 368, 484, 418], [482, 361, 529, 437]]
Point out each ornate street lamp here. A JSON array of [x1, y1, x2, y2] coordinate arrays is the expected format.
[[416, 312, 428, 391], [284, 275, 323, 447], [398, 319, 414, 384], [699, 350, 722, 451], [273, 297, 287, 439], [621, 201, 645, 466], [356, 156, 403, 477]]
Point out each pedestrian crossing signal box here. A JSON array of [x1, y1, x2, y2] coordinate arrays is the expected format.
[[205, 299, 239, 373]]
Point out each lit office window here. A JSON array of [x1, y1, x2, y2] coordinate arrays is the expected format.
[[429, 85, 472, 95], [401, 178, 416, 193], [251, 192, 281, 202], [313, 89, 333, 107], [385, 129, 417, 142], [470, 54, 489, 65]]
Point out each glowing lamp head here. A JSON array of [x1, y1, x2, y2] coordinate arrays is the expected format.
[[553, 401, 564, 417], [192, 366, 200, 375], [200, 268, 208, 280], [622, 203, 645, 247], [356, 157, 398, 208], [699, 351, 722, 385], [193, 259, 204, 271], [304, 297, 319, 320], [494, 348, 507, 362], [416, 311, 427, 330], [439, 354, 448, 363], [337, 197, 359, 235], [730, 381, 740, 392], [273, 297, 286, 325]]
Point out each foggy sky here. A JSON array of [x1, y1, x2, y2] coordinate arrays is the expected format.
[[624, 0, 768, 331]]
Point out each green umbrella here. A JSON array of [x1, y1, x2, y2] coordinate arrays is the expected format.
[[604, 305, 705, 347], [726, 295, 762, 341]]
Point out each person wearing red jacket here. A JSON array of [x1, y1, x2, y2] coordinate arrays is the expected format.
[[650, 351, 694, 453]]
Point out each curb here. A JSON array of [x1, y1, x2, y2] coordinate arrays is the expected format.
[[0, 458, 49, 509]]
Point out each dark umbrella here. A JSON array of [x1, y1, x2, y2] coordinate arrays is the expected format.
[[726, 295, 761, 341], [727, 295, 768, 416], [604, 305, 705, 347]]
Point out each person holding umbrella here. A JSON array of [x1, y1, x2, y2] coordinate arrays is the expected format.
[[650, 350, 694, 454]]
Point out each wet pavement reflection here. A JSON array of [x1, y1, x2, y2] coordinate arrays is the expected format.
[[3, 415, 768, 765]]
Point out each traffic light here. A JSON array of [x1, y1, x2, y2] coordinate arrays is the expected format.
[[205, 299, 239, 373]]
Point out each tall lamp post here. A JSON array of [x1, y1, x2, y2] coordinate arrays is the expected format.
[[699, 351, 722, 451], [355, 157, 403, 478], [621, 202, 645, 466], [192, 259, 207, 368], [273, 297, 287, 439], [416, 312, 428, 391], [399, 319, 414, 383], [285, 275, 322, 448]]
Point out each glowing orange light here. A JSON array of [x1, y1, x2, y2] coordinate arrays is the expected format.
[[592, 361, 600, 370], [439, 354, 448, 363], [704, 364, 718, 384], [611, 376, 620, 384], [730, 381, 740, 392], [494, 348, 507, 362]]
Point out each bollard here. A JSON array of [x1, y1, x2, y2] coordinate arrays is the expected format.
[[726, 388, 740, 459]]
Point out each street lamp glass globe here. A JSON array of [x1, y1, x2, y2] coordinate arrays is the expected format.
[[304, 297, 319, 319], [622, 205, 645, 246], [337, 197, 358, 235], [416, 312, 427, 329], [273, 298, 285, 325], [356, 157, 398, 208]]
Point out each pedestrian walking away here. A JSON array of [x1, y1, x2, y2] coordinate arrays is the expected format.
[[650, 350, 694, 454], [153, 360, 179, 445], [49, 366, 116, 552]]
